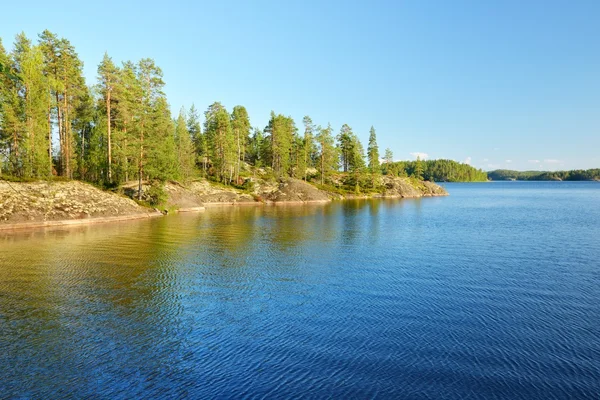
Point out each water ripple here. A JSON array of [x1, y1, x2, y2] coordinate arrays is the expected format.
[[1, 182, 600, 398]]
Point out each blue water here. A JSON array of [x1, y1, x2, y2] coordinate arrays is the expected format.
[[1, 181, 599, 399]]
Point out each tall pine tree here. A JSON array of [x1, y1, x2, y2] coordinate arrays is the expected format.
[[367, 126, 380, 187]]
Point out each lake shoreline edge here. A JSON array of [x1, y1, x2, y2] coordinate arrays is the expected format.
[[0, 177, 448, 232]]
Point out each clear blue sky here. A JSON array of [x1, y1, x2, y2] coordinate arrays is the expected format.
[[2, 0, 599, 171]]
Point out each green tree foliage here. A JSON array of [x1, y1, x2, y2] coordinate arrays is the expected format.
[[315, 124, 338, 185], [301, 116, 317, 181], [382, 147, 394, 175], [413, 156, 424, 180], [112, 61, 141, 184], [0, 39, 21, 82], [231, 105, 250, 183], [97, 53, 118, 183], [247, 127, 264, 167], [72, 89, 95, 180], [264, 112, 296, 177], [336, 124, 366, 190], [387, 159, 487, 182], [0, 39, 23, 176], [367, 126, 380, 186], [347, 136, 366, 192], [175, 108, 195, 181], [187, 104, 205, 173], [0, 34, 53, 178], [134, 58, 168, 196], [204, 102, 235, 183], [337, 124, 353, 172], [146, 96, 177, 181], [37, 31, 89, 178]]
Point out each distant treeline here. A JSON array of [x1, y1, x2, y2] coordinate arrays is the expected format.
[[384, 159, 488, 182], [488, 169, 600, 181]]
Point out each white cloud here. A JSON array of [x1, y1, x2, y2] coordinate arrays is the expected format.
[[410, 152, 429, 160], [482, 158, 489, 162], [463, 156, 472, 165], [544, 159, 562, 164], [528, 160, 540, 164], [505, 160, 512, 163]]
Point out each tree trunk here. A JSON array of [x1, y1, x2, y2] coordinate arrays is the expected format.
[[236, 129, 241, 184], [107, 89, 112, 182], [25, 83, 33, 176], [321, 152, 324, 186], [124, 124, 128, 182], [138, 128, 144, 200], [48, 99, 52, 175], [55, 93, 63, 175], [304, 145, 308, 182], [63, 87, 70, 178], [80, 127, 85, 179], [13, 129, 19, 175]]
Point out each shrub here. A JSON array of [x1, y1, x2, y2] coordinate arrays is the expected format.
[[147, 181, 167, 206]]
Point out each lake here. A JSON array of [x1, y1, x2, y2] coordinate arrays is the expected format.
[[1, 182, 599, 399]]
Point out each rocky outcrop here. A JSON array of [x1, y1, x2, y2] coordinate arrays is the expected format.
[[0, 175, 449, 230], [121, 181, 208, 211], [0, 180, 158, 229], [187, 180, 256, 204], [263, 178, 330, 203], [382, 177, 448, 198], [162, 182, 205, 211]]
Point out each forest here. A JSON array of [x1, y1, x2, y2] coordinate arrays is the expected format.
[[488, 169, 600, 181], [0, 31, 487, 194]]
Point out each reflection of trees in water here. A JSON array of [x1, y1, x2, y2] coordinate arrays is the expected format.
[[367, 200, 381, 245], [339, 199, 369, 246], [2, 200, 419, 396], [0, 217, 195, 395], [263, 204, 331, 252]]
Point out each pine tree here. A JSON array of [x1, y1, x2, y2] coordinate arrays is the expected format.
[[175, 107, 195, 181], [367, 126, 380, 187], [337, 124, 353, 172], [187, 104, 205, 174], [315, 123, 338, 185], [72, 88, 95, 180], [97, 53, 118, 183], [0, 34, 52, 178], [383, 148, 393, 175], [0, 52, 22, 176], [204, 102, 234, 183], [348, 134, 366, 192], [136, 58, 165, 197], [38, 30, 61, 176], [247, 127, 264, 167], [264, 112, 295, 177], [0, 38, 10, 175], [146, 96, 176, 181], [231, 105, 250, 183], [3, 34, 27, 177], [302, 116, 316, 181], [414, 156, 424, 180], [59, 37, 87, 178], [114, 61, 141, 183]]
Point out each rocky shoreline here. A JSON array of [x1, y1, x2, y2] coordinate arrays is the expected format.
[[0, 177, 448, 231]]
